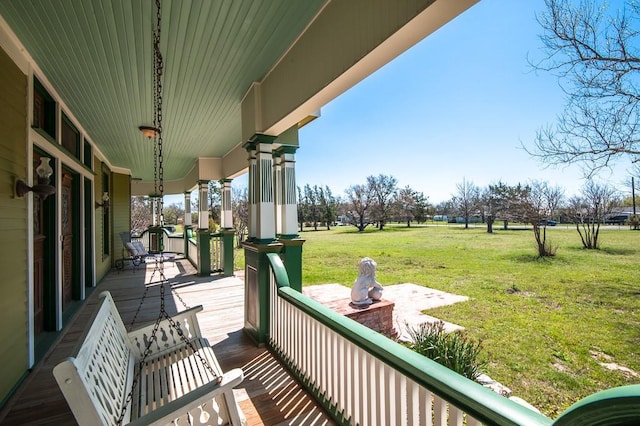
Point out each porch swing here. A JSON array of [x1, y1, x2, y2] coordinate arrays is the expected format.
[[52, 1, 245, 424]]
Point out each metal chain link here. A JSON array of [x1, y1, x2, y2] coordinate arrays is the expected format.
[[117, 2, 217, 422]]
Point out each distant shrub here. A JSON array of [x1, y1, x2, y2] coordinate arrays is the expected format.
[[628, 215, 640, 231], [406, 321, 485, 381]]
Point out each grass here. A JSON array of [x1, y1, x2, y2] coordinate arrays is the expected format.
[[297, 223, 640, 417]]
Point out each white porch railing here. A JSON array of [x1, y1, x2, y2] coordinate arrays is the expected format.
[[164, 234, 184, 254], [132, 229, 183, 254], [188, 238, 198, 268], [265, 253, 640, 425], [210, 232, 222, 272]]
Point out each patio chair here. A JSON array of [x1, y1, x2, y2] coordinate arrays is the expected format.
[[115, 232, 148, 271]]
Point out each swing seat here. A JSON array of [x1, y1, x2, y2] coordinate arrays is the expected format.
[[53, 291, 246, 425]]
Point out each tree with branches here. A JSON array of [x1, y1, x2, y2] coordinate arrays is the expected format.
[[318, 185, 337, 230], [395, 186, 417, 227], [569, 181, 619, 249], [452, 178, 480, 229], [345, 183, 373, 232], [131, 196, 151, 235], [232, 187, 248, 247], [367, 174, 398, 230], [529, 0, 640, 176]]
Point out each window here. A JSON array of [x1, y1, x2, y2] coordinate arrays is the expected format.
[[33, 77, 56, 140], [61, 113, 80, 160], [83, 139, 92, 168]]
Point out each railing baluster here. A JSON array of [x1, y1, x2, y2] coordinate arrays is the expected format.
[[265, 254, 556, 426], [449, 406, 464, 426], [418, 386, 430, 426], [348, 346, 362, 424], [434, 395, 447, 426]]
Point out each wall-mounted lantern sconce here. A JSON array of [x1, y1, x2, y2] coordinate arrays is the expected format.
[[15, 157, 56, 200], [95, 192, 110, 210]]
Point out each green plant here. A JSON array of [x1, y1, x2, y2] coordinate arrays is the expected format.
[[406, 320, 485, 381], [628, 215, 640, 230]]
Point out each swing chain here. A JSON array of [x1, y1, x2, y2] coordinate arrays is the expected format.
[[118, 2, 217, 422]]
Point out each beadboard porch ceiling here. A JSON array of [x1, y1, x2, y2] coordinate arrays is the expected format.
[[0, 0, 326, 181]]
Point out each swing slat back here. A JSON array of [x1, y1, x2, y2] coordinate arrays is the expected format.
[[53, 291, 246, 425], [54, 292, 134, 424]]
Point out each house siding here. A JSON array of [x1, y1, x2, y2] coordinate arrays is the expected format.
[[0, 45, 28, 404], [112, 173, 131, 263], [94, 157, 110, 280]]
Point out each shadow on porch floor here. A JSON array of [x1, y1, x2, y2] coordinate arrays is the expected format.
[[0, 259, 334, 426]]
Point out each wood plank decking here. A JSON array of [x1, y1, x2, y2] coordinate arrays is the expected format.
[[0, 259, 334, 426]]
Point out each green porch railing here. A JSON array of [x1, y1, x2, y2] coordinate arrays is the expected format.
[[265, 253, 640, 426]]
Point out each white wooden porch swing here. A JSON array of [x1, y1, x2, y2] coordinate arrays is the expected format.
[[53, 1, 245, 423]]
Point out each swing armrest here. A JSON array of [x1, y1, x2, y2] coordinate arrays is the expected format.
[[127, 368, 244, 426], [127, 305, 204, 357]]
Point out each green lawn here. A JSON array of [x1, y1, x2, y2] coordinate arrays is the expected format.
[[296, 223, 640, 417]]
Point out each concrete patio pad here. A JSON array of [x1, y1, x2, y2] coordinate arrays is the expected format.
[[302, 283, 469, 341]]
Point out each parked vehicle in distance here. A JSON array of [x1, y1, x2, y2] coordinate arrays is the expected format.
[[604, 214, 630, 225], [539, 220, 557, 226]]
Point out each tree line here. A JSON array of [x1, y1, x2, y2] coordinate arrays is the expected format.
[[297, 175, 432, 233]]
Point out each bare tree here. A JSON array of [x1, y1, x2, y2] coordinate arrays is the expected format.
[[232, 187, 248, 247], [480, 184, 501, 234], [367, 174, 398, 230], [452, 178, 479, 229], [529, 0, 640, 176], [569, 181, 620, 249], [516, 181, 565, 257], [396, 186, 417, 227], [208, 181, 221, 227], [345, 183, 373, 232], [131, 196, 151, 235]]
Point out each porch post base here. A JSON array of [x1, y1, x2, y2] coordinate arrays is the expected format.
[[220, 229, 235, 276], [242, 240, 282, 345], [197, 230, 211, 277], [278, 237, 305, 292]]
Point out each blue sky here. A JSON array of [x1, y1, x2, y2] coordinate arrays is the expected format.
[[293, 0, 633, 203], [166, 0, 633, 208]]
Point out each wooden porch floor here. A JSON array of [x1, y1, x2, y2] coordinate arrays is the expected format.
[[0, 259, 334, 426]]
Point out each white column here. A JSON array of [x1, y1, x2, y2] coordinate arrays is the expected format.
[[184, 191, 192, 227], [220, 179, 233, 229], [280, 147, 299, 237], [245, 144, 257, 240], [273, 153, 283, 236], [255, 142, 275, 241], [244, 134, 276, 242], [198, 180, 209, 229]]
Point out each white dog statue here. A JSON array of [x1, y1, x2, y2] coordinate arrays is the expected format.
[[351, 257, 383, 306]]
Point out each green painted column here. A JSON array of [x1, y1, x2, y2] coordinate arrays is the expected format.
[[196, 180, 211, 276], [242, 134, 279, 344], [197, 229, 211, 276], [243, 241, 282, 344], [278, 237, 305, 292], [221, 229, 235, 276]]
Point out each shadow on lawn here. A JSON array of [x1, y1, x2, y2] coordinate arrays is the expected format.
[[599, 246, 639, 256]]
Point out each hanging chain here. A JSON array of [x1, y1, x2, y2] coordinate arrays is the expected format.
[[118, 2, 217, 423]]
